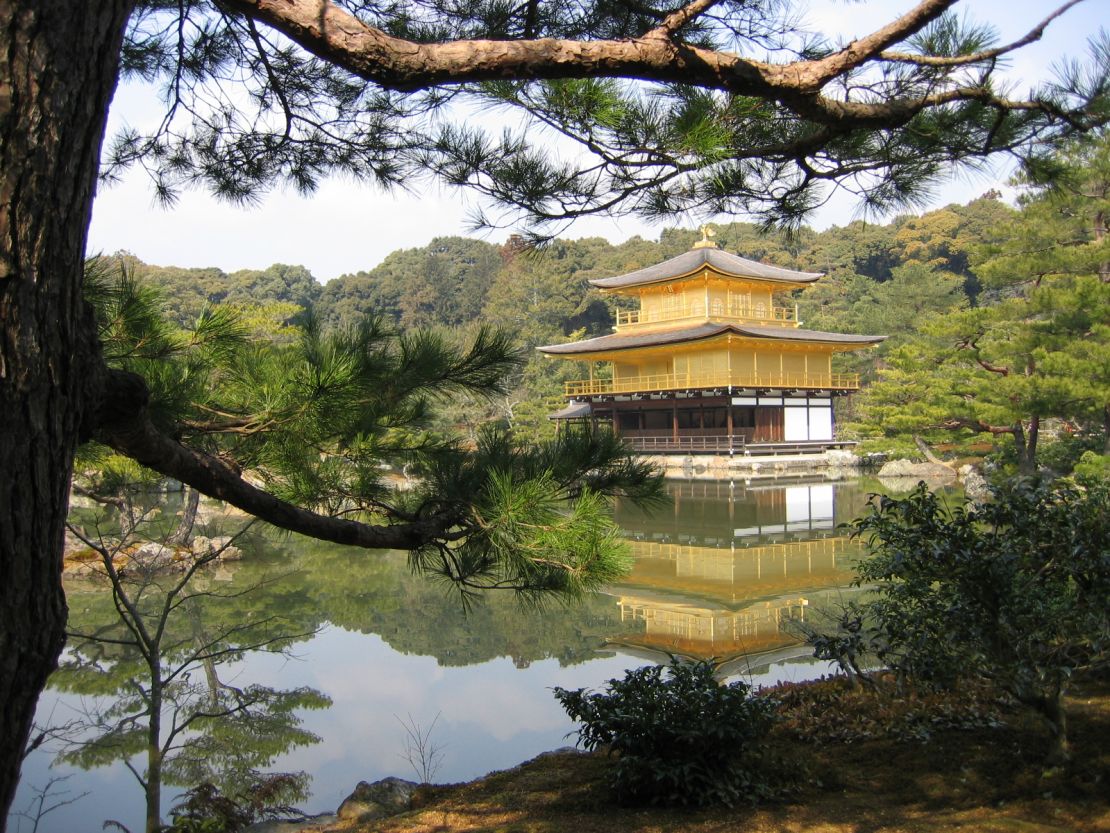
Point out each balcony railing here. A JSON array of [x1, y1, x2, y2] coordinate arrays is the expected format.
[[614, 303, 798, 330], [565, 370, 859, 397]]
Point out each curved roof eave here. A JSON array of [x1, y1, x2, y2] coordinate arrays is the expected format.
[[589, 247, 824, 290], [537, 323, 886, 356]]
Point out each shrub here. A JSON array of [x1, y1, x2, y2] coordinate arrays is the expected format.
[[552, 659, 778, 807], [1074, 450, 1110, 483], [164, 774, 307, 833], [847, 479, 1110, 763]]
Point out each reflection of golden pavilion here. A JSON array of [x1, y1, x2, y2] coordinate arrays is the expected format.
[[626, 537, 849, 600], [605, 480, 865, 660], [616, 595, 811, 657]]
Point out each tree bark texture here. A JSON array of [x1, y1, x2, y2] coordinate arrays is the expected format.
[[0, 1, 132, 824], [223, 0, 956, 125], [168, 486, 201, 547]]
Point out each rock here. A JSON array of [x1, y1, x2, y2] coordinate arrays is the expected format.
[[209, 535, 233, 551], [131, 541, 179, 570], [218, 545, 242, 561], [336, 777, 417, 823], [959, 464, 992, 503], [861, 452, 889, 469], [191, 535, 213, 556], [877, 459, 957, 481], [824, 449, 860, 468]]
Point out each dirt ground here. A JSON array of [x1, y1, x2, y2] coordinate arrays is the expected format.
[[327, 678, 1110, 833]]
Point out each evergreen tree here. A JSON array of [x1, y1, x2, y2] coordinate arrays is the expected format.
[[853, 133, 1110, 469], [2, 2, 1108, 821]]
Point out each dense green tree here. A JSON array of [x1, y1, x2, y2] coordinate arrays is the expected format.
[[852, 290, 1110, 470], [853, 133, 1110, 469], [847, 263, 968, 349], [976, 131, 1110, 448], [317, 237, 503, 330], [111, 256, 323, 325], [846, 481, 1110, 764], [3, 1, 1108, 821], [886, 195, 1015, 299], [806, 220, 903, 283]]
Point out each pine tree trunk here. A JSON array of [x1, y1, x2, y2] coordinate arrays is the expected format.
[[1025, 415, 1040, 474], [0, 2, 132, 824], [1013, 418, 1040, 476], [168, 486, 201, 547], [1042, 688, 1070, 767], [1103, 404, 1110, 456]]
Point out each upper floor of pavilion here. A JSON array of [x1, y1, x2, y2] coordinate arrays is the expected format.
[[592, 232, 823, 333]]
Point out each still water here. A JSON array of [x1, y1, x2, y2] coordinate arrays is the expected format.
[[13, 477, 875, 833]]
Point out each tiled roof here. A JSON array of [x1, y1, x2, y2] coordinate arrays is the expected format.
[[538, 323, 885, 355], [590, 247, 823, 290], [547, 400, 593, 420]]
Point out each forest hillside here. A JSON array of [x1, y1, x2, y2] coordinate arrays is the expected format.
[[104, 163, 1109, 475]]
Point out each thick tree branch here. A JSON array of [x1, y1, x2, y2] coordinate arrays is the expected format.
[[939, 417, 1018, 436], [94, 370, 464, 551], [219, 0, 1101, 136], [220, 0, 762, 91], [650, 0, 722, 39]]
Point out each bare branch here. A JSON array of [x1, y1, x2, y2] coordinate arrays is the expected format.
[[879, 0, 1085, 68]]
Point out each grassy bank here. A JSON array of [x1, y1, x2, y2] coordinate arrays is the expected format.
[[332, 678, 1110, 833]]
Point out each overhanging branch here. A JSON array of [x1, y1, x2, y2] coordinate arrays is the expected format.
[[93, 370, 463, 551], [218, 0, 1097, 131]]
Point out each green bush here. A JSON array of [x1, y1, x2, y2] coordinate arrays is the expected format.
[[1073, 450, 1110, 483], [1036, 432, 1105, 476], [848, 479, 1110, 763], [553, 659, 778, 807]]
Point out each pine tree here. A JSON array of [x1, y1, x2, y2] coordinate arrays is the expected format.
[[2, 1, 1108, 820], [853, 132, 1110, 470]]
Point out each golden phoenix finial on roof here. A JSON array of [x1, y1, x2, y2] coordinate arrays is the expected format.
[[693, 224, 718, 249]]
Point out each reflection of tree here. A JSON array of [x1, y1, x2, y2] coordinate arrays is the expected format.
[[56, 512, 329, 833], [285, 539, 637, 668]]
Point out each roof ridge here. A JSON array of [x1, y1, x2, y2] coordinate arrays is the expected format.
[[590, 247, 823, 290]]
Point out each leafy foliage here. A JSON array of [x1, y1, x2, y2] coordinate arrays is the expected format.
[[850, 132, 1110, 471], [553, 660, 778, 807], [107, 2, 1109, 235], [840, 480, 1110, 761], [164, 775, 307, 833], [82, 259, 663, 603]]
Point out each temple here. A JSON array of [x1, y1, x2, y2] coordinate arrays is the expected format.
[[539, 234, 884, 454]]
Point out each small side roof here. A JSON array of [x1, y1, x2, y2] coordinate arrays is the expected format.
[[538, 323, 885, 356], [590, 247, 823, 290], [548, 400, 593, 420]]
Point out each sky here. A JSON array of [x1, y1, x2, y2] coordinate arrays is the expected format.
[[86, 0, 1107, 283]]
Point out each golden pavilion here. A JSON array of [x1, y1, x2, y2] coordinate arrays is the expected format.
[[539, 232, 884, 453]]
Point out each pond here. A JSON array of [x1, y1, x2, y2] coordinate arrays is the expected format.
[[12, 476, 877, 833]]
